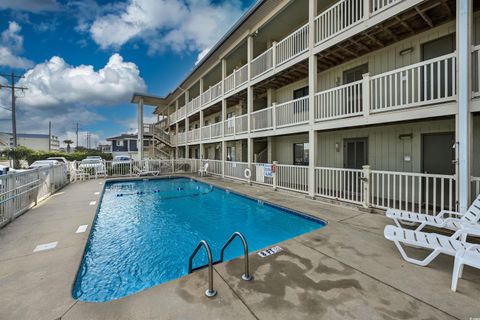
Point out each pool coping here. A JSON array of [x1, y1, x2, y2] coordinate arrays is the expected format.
[[72, 175, 327, 302]]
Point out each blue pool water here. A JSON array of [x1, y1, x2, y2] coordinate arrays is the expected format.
[[73, 177, 325, 302]]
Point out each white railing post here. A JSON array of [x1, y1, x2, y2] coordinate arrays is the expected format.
[[272, 41, 277, 70], [272, 103, 277, 130], [362, 165, 371, 208], [8, 173, 15, 222], [35, 168, 41, 205], [364, 0, 371, 20], [273, 161, 278, 191], [362, 72, 371, 117]]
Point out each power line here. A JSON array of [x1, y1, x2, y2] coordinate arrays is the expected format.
[[0, 72, 28, 147]]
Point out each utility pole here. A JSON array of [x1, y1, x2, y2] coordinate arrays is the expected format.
[[48, 121, 52, 152], [0, 72, 28, 147], [76, 123, 79, 150]]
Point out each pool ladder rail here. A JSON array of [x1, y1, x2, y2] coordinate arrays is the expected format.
[[188, 231, 253, 298]]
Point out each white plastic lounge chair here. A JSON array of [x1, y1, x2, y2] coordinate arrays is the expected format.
[[133, 166, 160, 176], [384, 225, 479, 267], [198, 163, 209, 177], [385, 195, 480, 232], [452, 242, 480, 292]]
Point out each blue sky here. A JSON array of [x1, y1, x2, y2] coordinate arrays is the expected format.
[[0, 0, 254, 147]]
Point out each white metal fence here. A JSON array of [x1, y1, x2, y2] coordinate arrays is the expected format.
[[0, 165, 68, 228], [314, 167, 364, 204]]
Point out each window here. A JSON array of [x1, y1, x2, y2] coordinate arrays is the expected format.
[[116, 140, 124, 147], [343, 64, 368, 84], [293, 86, 309, 99], [215, 116, 221, 123], [204, 119, 210, 126], [293, 143, 309, 165], [293, 87, 309, 114]]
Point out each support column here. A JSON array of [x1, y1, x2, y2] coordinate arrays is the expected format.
[[267, 136, 273, 163], [137, 98, 144, 160], [175, 100, 179, 159], [247, 35, 253, 80], [307, 0, 318, 198], [200, 110, 204, 159], [247, 86, 253, 133], [457, 0, 473, 212], [221, 59, 227, 94], [222, 141, 226, 178], [185, 116, 190, 159]]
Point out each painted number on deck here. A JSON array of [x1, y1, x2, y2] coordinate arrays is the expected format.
[[257, 246, 283, 258]]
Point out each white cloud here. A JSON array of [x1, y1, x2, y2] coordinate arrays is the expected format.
[[0, 0, 62, 13], [195, 47, 211, 65], [89, 0, 244, 57], [11, 53, 146, 108], [0, 53, 147, 144], [0, 22, 34, 69]]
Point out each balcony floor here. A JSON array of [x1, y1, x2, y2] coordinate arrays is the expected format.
[[0, 176, 478, 319]]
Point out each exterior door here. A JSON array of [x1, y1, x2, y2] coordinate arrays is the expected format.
[[421, 34, 455, 100], [343, 138, 368, 169], [422, 132, 455, 210]]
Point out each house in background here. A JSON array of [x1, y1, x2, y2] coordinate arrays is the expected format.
[[106, 133, 154, 160], [0, 132, 60, 151], [97, 143, 112, 154]]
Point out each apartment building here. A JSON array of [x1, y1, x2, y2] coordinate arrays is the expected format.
[[132, 0, 479, 214], [0, 132, 60, 151]]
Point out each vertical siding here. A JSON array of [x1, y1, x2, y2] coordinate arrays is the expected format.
[[316, 118, 455, 172], [270, 133, 309, 164]]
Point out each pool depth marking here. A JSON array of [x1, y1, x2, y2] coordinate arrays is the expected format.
[[94, 192, 100, 195], [257, 246, 283, 258], [33, 242, 58, 252], [76, 225, 88, 233], [89, 201, 96, 206]]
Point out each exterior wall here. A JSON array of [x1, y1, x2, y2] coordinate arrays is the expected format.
[[270, 133, 309, 164], [17, 137, 50, 151], [316, 118, 455, 172], [473, 114, 480, 177]]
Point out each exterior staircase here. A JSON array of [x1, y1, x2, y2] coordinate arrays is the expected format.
[[144, 123, 173, 159]]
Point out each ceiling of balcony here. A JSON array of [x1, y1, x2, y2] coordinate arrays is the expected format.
[[316, 0, 466, 72]]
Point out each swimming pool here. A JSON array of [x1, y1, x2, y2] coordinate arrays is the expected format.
[[73, 177, 325, 302]]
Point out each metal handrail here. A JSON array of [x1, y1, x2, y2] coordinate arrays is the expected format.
[[220, 232, 253, 281], [188, 240, 217, 297]]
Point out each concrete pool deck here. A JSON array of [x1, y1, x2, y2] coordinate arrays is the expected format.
[[0, 175, 479, 319]]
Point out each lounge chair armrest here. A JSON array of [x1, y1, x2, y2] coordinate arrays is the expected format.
[[457, 226, 480, 238], [466, 244, 480, 252], [437, 210, 462, 218]]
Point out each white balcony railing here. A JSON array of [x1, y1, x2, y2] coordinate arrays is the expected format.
[[275, 96, 309, 128], [370, 53, 456, 113], [473, 45, 480, 97], [235, 114, 248, 134], [371, 0, 402, 15], [251, 107, 273, 132], [314, 0, 364, 45], [276, 23, 309, 66], [224, 117, 235, 136], [235, 64, 248, 87], [315, 79, 363, 121], [211, 122, 223, 138], [177, 132, 186, 144], [211, 81, 223, 101], [224, 73, 235, 93], [251, 47, 274, 79], [201, 125, 211, 140]]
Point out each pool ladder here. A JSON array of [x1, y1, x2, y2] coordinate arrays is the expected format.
[[188, 231, 253, 298]]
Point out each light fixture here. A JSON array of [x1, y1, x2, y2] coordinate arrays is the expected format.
[[399, 47, 414, 56], [335, 142, 340, 152], [399, 133, 413, 140]]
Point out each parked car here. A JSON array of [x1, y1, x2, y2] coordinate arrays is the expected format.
[[47, 157, 68, 164], [112, 155, 131, 167], [28, 160, 60, 169], [86, 156, 103, 161], [78, 158, 106, 176]]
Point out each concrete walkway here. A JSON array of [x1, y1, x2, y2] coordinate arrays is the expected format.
[[0, 176, 479, 320]]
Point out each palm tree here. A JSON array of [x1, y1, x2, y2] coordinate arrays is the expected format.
[[63, 139, 74, 153]]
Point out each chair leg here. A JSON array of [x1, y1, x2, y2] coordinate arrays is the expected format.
[[451, 255, 464, 292], [393, 241, 440, 266]]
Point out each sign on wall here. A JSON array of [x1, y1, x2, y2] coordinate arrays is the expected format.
[[264, 164, 272, 178]]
